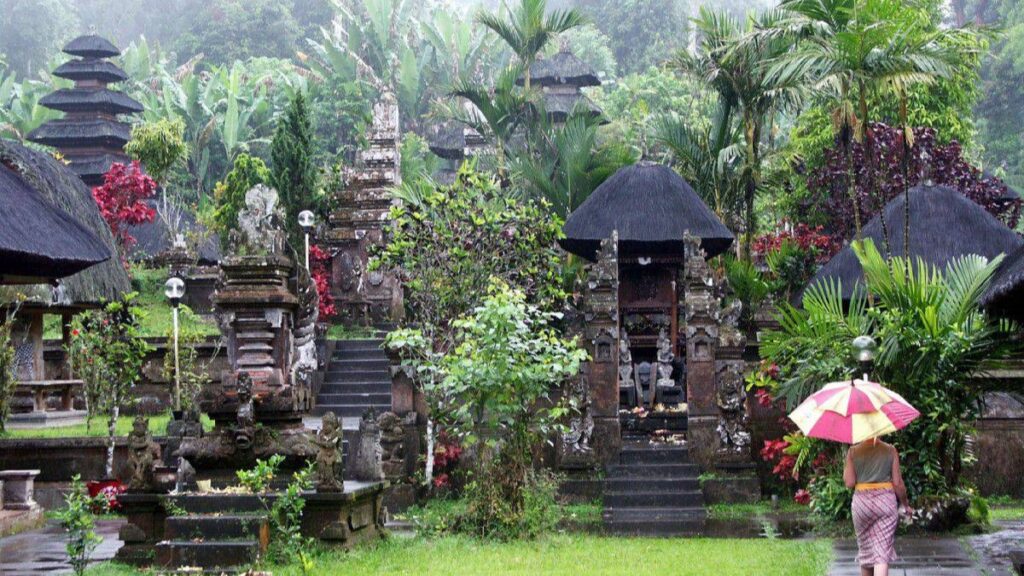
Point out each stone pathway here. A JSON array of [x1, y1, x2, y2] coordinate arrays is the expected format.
[[830, 531, 1023, 576], [0, 519, 123, 575]]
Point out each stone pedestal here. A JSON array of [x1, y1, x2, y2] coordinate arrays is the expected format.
[[115, 493, 167, 565], [0, 470, 39, 511]]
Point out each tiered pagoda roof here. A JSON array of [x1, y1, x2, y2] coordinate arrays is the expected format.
[[28, 35, 141, 186], [518, 45, 606, 125]]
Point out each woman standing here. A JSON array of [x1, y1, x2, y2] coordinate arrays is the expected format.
[[844, 438, 913, 576]]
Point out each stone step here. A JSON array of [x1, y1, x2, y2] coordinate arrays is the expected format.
[[328, 358, 390, 369], [171, 494, 266, 514], [316, 392, 392, 406], [327, 369, 391, 382], [605, 463, 700, 478], [164, 514, 269, 541], [155, 540, 260, 571], [618, 445, 690, 465], [319, 382, 392, 395], [602, 517, 707, 537], [603, 490, 704, 508], [604, 477, 701, 493], [312, 404, 390, 418], [334, 340, 385, 350]]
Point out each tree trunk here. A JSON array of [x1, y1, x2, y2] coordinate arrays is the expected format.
[[105, 403, 119, 479], [742, 115, 761, 262], [424, 417, 435, 487]]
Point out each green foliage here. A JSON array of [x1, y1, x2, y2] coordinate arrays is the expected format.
[[125, 119, 188, 185], [463, 468, 562, 539], [580, 0, 690, 75], [806, 466, 853, 520], [0, 54, 68, 140], [57, 475, 103, 576], [237, 454, 285, 494], [0, 305, 19, 432], [0, 0, 78, 79], [760, 239, 1018, 518], [173, 0, 303, 66], [269, 462, 315, 564], [213, 153, 272, 246], [271, 91, 320, 251], [66, 295, 153, 478], [723, 256, 771, 323], [162, 306, 214, 412], [548, 24, 617, 81], [399, 132, 440, 188]]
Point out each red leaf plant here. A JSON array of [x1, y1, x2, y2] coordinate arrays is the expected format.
[[309, 244, 336, 320], [92, 161, 156, 255]]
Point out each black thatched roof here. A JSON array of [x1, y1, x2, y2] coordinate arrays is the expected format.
[[980, 244, 1024, 321], [40, 89, 143, 115], [0, 164, 111, 283], [53, 58, 129, 83], [427, 123, 465, 159], [561, 162, 734, 260], [127, 201, 221, 265], [540, 92, 606, 124], [64, 152, 130, 185], [27, 118, 131, 148], [0, 139, 130, 307], [63, 35, 120, 58], [807, 184, 1024, 300], [517, 48, 601, 88]]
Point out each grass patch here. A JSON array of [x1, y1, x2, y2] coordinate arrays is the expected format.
[[708, 500, 810, 520], [990, 503, 1024, 522], [561, 501, 603, 524], [44, 266, 218, 339], [88, 535, 833, 576], [0, 412, 214, 439], [326, 324, 380, 340]]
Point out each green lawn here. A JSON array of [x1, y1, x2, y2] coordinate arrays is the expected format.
[[87, 535, 832, 576], [990, 499, 1024, 522], [44, 266, 218, 339], [708, 500, 809, 519], [0, 412, 214, 439]]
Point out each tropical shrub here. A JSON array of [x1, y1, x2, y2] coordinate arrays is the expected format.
[[439, 281, 586, 538], [161, 305, 213, 412], [271, 91, 320, 251], [92, 162, 158, 255], [756, 239, 1017, 519], [237, 454, 285, 494], [309, 244, 336, 321], [213, 153, 272, 247], [268, 462, 315, 564], [67, 295, 152, 478], [58, 475, 103, 576], [125, 119, 188, 187]]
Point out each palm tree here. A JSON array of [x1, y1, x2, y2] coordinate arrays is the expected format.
[[476, 0, 587, 89], [672, 8, 803, 260], [764, 0, 972, 247], [655, 104, 744, 226]]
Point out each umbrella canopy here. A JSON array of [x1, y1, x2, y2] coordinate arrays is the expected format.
[[560, 162, 734, 260], [806, 184, 1024, 301], [789, 379, 920, 444], [0, 163, 111, 283]]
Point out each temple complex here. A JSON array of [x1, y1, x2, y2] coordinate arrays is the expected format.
[[28, 35, 141, 186]]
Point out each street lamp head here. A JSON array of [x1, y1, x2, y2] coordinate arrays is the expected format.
[[852, 335, 877, 364], [298, 210, 316, 231], [164, 277, 186, 307]]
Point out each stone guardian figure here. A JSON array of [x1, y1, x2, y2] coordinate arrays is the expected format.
[[313, 411, 345, 492]]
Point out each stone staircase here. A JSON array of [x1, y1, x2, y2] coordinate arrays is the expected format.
[[313, 338, 392, 418], [156, 509, 269, 573], [602, 441, 707, 536]]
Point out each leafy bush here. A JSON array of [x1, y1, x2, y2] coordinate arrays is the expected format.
[[92, 161, 158, 255], [237, 454, 284, 494], [161, 305, 214, 412], [213, 153, 271, 247], [757, 238, 1017, 519], [269, 462, 315, 564], [125, 118, 188, 186], [58, 475, 103, 576], [0, 305, 18, 432]]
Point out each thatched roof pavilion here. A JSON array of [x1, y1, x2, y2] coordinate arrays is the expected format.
[[516, 47, 601, 88], [0, 139, 130, 308], [0, 163, 110, 284], [560, 162, 734, 260], [980, 244, 1024, 322], [807, 184, 1024, 300]]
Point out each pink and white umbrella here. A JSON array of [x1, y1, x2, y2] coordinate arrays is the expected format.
[[788, 379, 920, 444]]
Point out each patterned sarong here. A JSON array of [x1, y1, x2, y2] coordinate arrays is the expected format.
[[852, 488, 899, 566]]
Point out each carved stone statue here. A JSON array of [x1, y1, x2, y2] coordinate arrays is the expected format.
[[719, 298, 745, 348], [656, 328, 675, 388], [175, 458, 197, 493], [291, 264, 320, 410], [235, 373, 256, 450], [126, 416, 160, 492], [228, 185, 287, 255], [562, 373, 594, 455], [716, 363, 751, 453], [618, 332, 635, 390], [352, 409, 384, 482], [313, 412, 345, 492]]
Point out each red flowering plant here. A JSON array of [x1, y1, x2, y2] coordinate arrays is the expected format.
[[308, 244, 336, 321], [92, 161, 157, 258], [752, 222, 839, 303], [431, 430, 463, 491]]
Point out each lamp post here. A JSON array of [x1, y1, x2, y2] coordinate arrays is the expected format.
[[165, 277, 185, 413], [298, 210, 315, 270], [852, 335, 878, 381]]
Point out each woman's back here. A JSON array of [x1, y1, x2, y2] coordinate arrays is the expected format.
[[852, 441, 893, 483]]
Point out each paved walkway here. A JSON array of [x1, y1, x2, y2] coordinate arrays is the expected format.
[[0, 519, 123, 575], [830, 529, 1023, 576]]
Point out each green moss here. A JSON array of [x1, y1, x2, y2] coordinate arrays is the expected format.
[[88, 535, 833, 576]]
